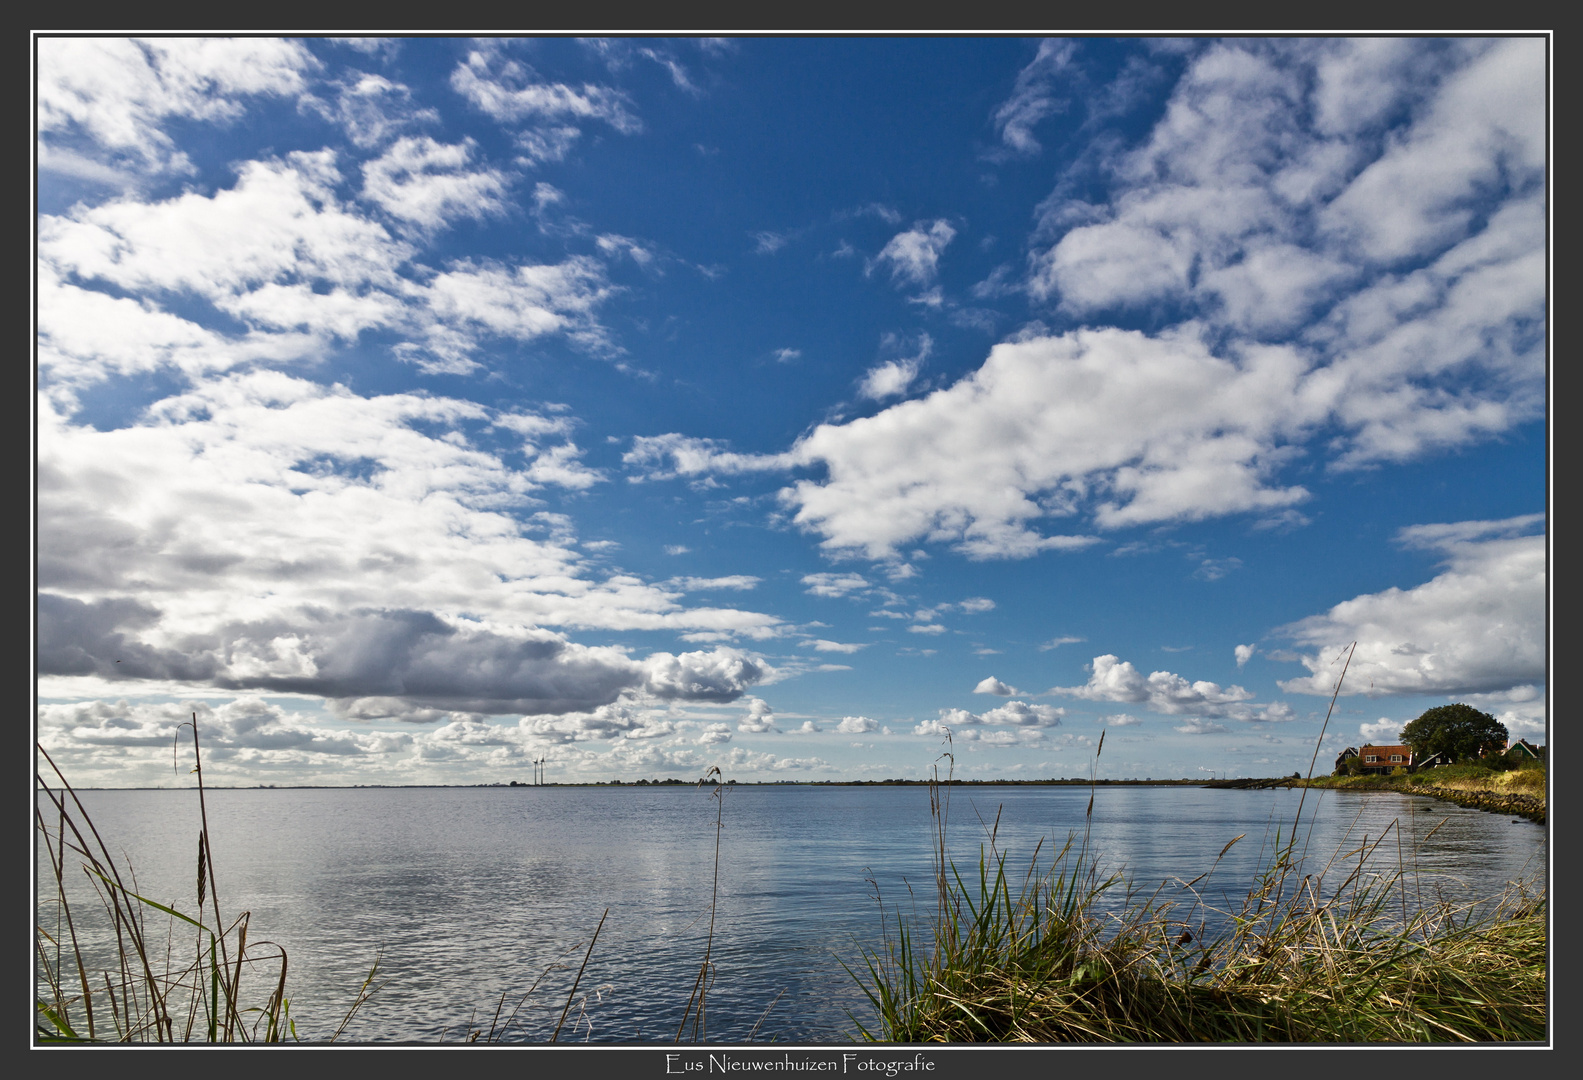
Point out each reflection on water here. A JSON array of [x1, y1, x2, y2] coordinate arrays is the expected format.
[[37, 783, 1546, 1042]]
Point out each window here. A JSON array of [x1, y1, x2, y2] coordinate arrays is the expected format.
[[1390, 755, 1403, 763], [1364, 755, 1379, 763]]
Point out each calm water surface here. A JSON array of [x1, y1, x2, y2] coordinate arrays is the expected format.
[[37, 783, 1546, 1043]]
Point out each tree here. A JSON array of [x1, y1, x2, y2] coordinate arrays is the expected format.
[[1399, 704, 1508, 763]]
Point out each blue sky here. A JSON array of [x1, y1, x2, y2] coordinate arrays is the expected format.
[[35, 36, 1547, 786]]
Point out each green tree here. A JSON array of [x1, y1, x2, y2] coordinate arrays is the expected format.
[[1399, 704, 1508, 763]]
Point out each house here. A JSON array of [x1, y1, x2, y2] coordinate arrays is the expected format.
[[1413, 750, 1454, 771], [1334, 747, 1358, 773], [1355, 744, 1412, 775], [1505, 738, 1545, 764]]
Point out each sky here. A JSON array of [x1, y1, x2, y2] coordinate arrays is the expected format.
[[34, 36, 1548, 787]]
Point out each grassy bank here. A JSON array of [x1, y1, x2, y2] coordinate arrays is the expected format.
[[1299, 765, 1546, 825], [1303, 764, 1545, 798], [850, 754, 1547, 1043]]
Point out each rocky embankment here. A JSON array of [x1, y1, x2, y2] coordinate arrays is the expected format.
[[1411, 785, 1545, 824]]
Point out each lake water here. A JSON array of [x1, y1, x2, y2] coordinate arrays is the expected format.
[[36, 783, 1547, 1043]]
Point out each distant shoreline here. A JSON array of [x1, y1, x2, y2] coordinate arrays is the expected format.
[[45, 777, 1252, 791]]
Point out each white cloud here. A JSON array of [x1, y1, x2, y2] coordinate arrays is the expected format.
[[859, 333, 932, 402], [939, 701, 1063, 728], [979, 701, 1064, 727], [39, 152, 618, 384], [753, 231, 789, 254], [666, 576, 761, 592], [1175, 719, 1228, 735], [1053, 655, 1281, 721], [1320, 40, 1544, 264], [974, 676, 1018, 696], [775, 326, 1304, 558], [980, 40, 1545, 514], [38, 38, 315, 177], [1193, 557, 1242, 582], [859, 359, 920, 401], [450, 44, 639, 165], [801, 640, 866, 654], [958, 728, 1040, 745], [360, 136, 510, 232], [1278, 516, 1545, 698], [1358, 718, 1403, 744], [1102, 713, 1143, 727], [303, 72, 440, 150], [737, 696, 778, 733], [799, 573, 870, 598], [871, 220, 956, 287], [697, 723, 733, 745], [992, 39, 1077, 156], [1039, 636, 1085, 651], [836, 715, 878, 734]]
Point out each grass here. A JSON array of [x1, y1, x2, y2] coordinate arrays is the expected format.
[[848, 750, 1546, 1043], [849, 646, 1548, 1043], [1305, 763, 1546, 800]]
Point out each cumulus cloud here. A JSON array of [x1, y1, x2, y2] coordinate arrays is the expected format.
[[737, 696, 778, 733], [1052, 655, 1290, 722], [1175, 719, 1228, 735], [1278, 515, 1544, 698], [1235, 644, 1258, 667], [974, 676, 1018, 696], [836, 715, 879, 734], [939, 701, 1063, 728], [634, 324, 1321, 560]]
